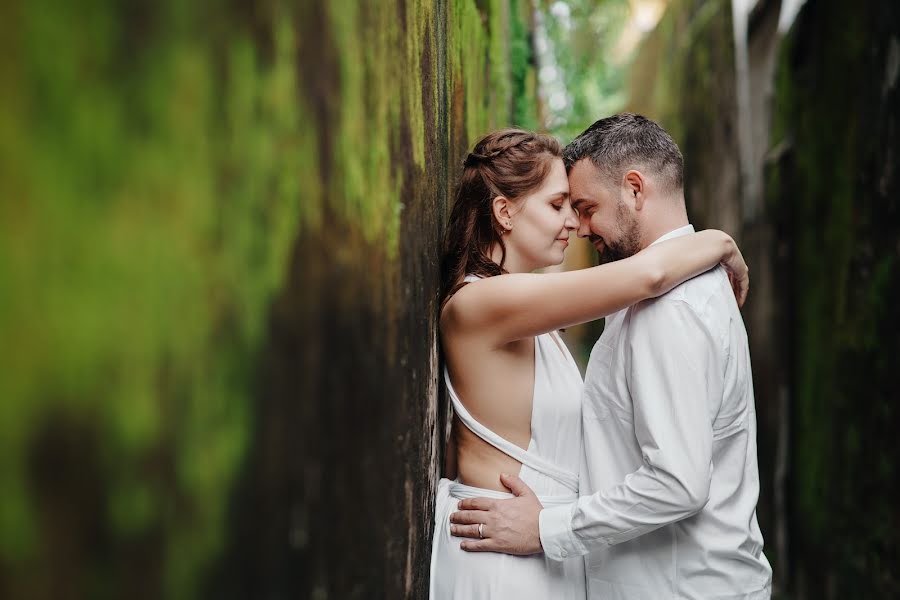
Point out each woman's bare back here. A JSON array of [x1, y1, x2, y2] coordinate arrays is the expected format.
[[442, 310, 537, 492]]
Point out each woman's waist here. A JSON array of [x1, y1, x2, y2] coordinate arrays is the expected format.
[[444, 478, 576, 507], [456, 437, 579, 494], [456, 451, 526, 492]]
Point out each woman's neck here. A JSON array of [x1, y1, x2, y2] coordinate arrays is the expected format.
[[489, 241, 530, 274]]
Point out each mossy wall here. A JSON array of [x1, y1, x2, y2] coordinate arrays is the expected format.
[[0, 1, 538, 598], [629, 0, 900, 597], [768, 1, 899, 596]]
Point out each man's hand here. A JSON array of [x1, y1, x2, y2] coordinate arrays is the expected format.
[[449, 473, 543, 555]]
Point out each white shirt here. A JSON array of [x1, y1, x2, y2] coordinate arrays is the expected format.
[[540, 225, 772, 599]]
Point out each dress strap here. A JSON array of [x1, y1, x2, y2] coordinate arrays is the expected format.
[[444, 368, 579, 492]]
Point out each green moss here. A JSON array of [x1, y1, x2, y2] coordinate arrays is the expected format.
[[0, 0, 529, 597], [509, 0, 538, 129], [0, 0, 333, 593], [451, 1, 491, 141]]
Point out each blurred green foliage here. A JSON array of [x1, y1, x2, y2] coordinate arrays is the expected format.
[[543, 0, 631, 141], [510, 0, 539, 130]]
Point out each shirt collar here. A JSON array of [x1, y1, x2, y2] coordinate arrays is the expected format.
[[648, 224, 695, 247]]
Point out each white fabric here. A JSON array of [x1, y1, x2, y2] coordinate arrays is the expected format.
[[430, 275, 586, 599], [540, 225, 773, 599]]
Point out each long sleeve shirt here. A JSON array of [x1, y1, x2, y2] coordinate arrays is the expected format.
[[539, 225, 772, 599]]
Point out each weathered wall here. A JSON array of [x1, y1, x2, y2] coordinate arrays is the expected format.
[[769, 2, 900, 596], [0, 1, 538, 598], [628, 0, 900, 597]]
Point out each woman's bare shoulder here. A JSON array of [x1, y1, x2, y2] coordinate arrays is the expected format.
[[439, 276, 502, 335]]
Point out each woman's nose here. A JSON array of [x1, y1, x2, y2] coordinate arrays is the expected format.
[[564, 208, 578, 229]]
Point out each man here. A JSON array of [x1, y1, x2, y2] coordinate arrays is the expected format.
[[449, 114, 773, 599]]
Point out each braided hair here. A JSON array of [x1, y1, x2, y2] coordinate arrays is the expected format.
[[440, 128, 562, 306]]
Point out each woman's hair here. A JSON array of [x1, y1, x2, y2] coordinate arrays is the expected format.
[[440, 128, 562, 306]]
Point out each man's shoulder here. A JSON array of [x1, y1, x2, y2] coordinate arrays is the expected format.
[[629, 266, 734, 326]]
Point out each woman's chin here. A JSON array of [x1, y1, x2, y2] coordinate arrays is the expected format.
[[541, 253, 566, 269], [529, 250, 566, 271]]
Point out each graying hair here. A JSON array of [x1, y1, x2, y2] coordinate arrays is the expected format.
[[563, 113, 684, 192]]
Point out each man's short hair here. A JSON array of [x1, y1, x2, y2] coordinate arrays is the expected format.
[[563, 113, 684, 193]]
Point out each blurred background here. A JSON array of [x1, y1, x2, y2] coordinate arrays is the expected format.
[[0, 0, 897, 598]]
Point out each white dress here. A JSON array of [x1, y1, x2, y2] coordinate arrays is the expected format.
[[430, 294, 587, 599]]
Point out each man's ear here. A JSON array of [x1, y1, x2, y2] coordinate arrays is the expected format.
[[492, 195, 513, 231], [624, 170, 646, 211]]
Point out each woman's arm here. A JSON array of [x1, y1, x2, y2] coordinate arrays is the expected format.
[[442, 229, 747, 345]]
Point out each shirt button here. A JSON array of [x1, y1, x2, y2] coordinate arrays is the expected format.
[[560, 548, 568, 558]]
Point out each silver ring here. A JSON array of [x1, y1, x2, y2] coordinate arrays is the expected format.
[[478, 523, 484, 539]]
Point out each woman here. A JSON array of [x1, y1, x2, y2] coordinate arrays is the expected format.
[[429, 129, 748, 599]]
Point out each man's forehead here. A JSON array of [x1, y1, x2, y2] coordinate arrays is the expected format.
[[568, 160, 602, 185], [568, 157, 601, 177], [568, 161, 606, 204]]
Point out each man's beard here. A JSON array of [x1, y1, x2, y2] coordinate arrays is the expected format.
[[596, 201, 642, 264]]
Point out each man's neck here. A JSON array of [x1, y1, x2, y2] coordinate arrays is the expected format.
[[639, 196, 690, 249]]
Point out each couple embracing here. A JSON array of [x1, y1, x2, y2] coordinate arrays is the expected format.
[[430, 114, 772, 599]]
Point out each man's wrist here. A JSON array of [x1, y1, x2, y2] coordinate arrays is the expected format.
[[538, 504, 586, 561]]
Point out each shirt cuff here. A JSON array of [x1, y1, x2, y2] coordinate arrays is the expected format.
[[539, 503, 588, 561]]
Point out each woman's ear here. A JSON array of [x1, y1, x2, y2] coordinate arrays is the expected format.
[[492, 195, 513, 232], [624, 170, 646, 211]]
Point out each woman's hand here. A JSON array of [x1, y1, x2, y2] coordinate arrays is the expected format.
[[721, 237, 749, 307]]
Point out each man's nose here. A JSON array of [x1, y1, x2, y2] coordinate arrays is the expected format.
[[576, 217, 591, 238]]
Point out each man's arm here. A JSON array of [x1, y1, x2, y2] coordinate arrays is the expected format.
[[539, 297, 722, 560]]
